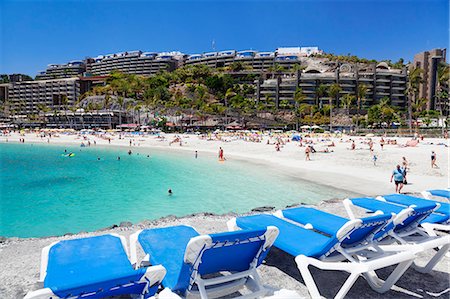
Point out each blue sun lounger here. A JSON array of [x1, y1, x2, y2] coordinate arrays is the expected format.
[[228, 212, 415, 299], [344, 197, 450, 273], [24, 234, 166, 299], [422, 189, 450, 201], [130, 225, 279, 299], [377, 193, 450, 236], [379, 194, 450, 218]]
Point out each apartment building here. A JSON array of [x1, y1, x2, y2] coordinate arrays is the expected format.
[[86, 51, 183, 76], [0, 78, 81, 115], [256, 62, 408, 109], [413, 48, 447, 110], [36, 61, 86, 80], [184, 47, 321, 71]]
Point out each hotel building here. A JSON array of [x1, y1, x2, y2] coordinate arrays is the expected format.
[[256, 62, 407, 108], [413, 48, 448, 112], [36, 61, 86, 80], [0, 78, 81, 115], [85, 51, 183, 76]]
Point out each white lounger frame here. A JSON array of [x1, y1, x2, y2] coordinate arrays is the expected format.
[[227, 216, 415, 299], [421, 189, 450, 203], [24, 233, 166, 299], [130, 226, 279, 299], [344, 198, 450, 273]]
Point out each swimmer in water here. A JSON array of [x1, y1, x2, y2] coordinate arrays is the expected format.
[[97, 157, 100, 161], [168, 189, 173, 195], [128, 150, 132, 155], [117, 156, 120, 161]]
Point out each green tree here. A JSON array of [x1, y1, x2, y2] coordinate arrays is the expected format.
[[341, 94, 355, 116], [315, 84, 328, 108], [407, 67, 424, 131], [328, 83, 342, 131]]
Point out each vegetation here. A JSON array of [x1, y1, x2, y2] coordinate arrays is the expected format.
[[0, 74, 34, 83]]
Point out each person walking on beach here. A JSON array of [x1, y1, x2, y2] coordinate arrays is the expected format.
[[401, 161, 408, 184], [218, 147, 225, 161], [431, 151, 438, 168], [390, 165, 405, 193], [305, 146, 311, 161]]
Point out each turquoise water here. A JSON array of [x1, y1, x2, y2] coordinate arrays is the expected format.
[[0, 143, 350, 238]]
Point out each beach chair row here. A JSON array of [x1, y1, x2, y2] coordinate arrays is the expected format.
[[24, 189, 450, 299]]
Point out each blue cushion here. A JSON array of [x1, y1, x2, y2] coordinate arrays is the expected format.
[[351, 197, 439, 234], [428, 189, 450, 199], [422, 213, 449, 224], [282, 206, 391, 246], [236, 214, 337, 258], [45, 235, 150, 298], [138, 225, 199, 293], [383, 194, 450, 217], [282, 207, 348, 236]]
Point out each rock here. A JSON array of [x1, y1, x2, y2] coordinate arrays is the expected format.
[[119, 221, 133, 227], [251, 206, 275, 212], [203, 212, 216, 216]]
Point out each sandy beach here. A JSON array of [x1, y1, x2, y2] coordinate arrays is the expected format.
[[0, 131, 449, 298]]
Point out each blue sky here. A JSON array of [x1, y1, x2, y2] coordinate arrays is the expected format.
[[0, 0, 448, 76]]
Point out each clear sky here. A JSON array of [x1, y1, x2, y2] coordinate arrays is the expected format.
[[0, 0, 448, 76]]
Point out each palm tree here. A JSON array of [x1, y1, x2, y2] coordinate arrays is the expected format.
[[294, 87, 306, 130], [407, 67, 424, 132], [117, 96, 125, 126], [436, 63, 449, 115], [356, 83, 367, 112], [341, 94, 355, 117], [328, 83, 342, 131], [315, 84, 328, 108]]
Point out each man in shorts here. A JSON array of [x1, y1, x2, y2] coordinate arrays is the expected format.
[[390, 164, 405, 193]]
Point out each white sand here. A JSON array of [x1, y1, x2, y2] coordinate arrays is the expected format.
[[0, 131, 449, 298]]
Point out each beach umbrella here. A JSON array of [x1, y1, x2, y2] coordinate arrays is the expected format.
[[300, 125, 311, 129], [311, 125, 321, 129]]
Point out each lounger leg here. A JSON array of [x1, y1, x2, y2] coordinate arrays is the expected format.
[[413, 243, 450, 273], [197, 280, 209, 299], [363, 259, 413, 293], [334, 273, 360, 299], [297, 259, 361, 299], [296, 258, 322, 299]]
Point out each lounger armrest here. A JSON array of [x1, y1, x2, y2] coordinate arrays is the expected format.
[[39, 242, 58, 282], [227, 218, 239, 231], [343, 198, 357, 219], [24, 288, 58, 299], [130, 230, 143, 267], [421, 191, 432, 200], [393, 207, 414, 226], [140, 264, 167, 286], [263, 226, 279, 250], [184, 235, 213, 264], [336, 219, 362, 240]]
